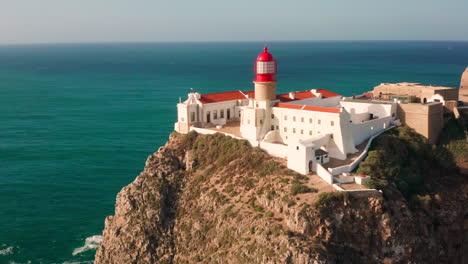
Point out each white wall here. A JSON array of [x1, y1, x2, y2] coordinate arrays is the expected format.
[[341, 101, 395, 123], [259, 141, 288, 159], [287, 143, 309, 174], [271, 107, 342, 145], [316, 164, 334, 184], [351, 116, 392, 145]]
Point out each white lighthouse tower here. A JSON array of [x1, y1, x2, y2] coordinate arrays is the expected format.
[[240, 47, 279, 141], [254, 46, 277, 100]]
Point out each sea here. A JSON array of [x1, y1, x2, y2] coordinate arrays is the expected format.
[[1, 41, 467, 264]]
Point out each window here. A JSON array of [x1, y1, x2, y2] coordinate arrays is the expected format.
[[181, 117, 184, 121], [256, 61, 276, 74], [271, 114, 274, 119], [284, 115, 288, 120], [190, 112, 195, 122], [316, 157, 320, 160], [309, 118, 313, 123], [309, 130, 312, 135], [293, 128, 296, 133], [220, 110, 224, 119], [318, 119, 321, 125], [331, 121, 334, 126], [293, 116, 296, 122], [213, 110, 218, 119], [276, 125, 279, 129], [301, 117, 304, 122], [260, 119, 263, 125], [392, 113, 395, 117], [284, 127, 287, 132], [324, 155, 328, 158], [296, 146, 299, 150], [256, 103, 259, 108], [247, 119, 250, 124], [271, 125, 274, 130], [301, 129, 304, 134], [331, 134, 334, 139]]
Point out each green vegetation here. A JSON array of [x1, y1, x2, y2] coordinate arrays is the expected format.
[[265, 211, 274, 218], [315, 192, 350, 208], [438, 111, 467, 163], [265, 190, 279, 200], [177, 132, 288, 178], [249, 200, 265, 213], [281, 195, 296, 207], [290, 182, 317, 195], [357, 126, 459, 198]]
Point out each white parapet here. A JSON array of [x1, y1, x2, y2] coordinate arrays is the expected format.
[[355, 175, 371, 185]]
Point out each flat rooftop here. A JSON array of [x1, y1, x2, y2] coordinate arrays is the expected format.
[[378, 82, 456, 90], [341, 98, 395, 105]]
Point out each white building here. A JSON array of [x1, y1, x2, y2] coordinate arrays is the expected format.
[[174, 47, 397, 176]]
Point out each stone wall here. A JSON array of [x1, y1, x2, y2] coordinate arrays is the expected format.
[[397, 103, 443, 144]]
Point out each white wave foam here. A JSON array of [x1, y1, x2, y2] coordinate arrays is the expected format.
[[0, 246, 14, 255], [72, 235, 102, 256]]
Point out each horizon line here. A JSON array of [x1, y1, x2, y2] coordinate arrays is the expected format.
[[1, 39, 468, 47]]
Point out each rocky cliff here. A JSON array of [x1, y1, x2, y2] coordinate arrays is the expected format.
[[95, 132, 467, 264]]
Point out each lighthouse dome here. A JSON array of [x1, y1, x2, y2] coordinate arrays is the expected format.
[[256, 47, 275, 61], [254, 46, 277, 82]]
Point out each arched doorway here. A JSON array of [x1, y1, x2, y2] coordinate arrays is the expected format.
[[423, 98, 427, 104], [308, 160, 313, 173]]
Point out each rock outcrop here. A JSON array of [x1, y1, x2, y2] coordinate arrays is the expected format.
[[95, 132, 467, 264]]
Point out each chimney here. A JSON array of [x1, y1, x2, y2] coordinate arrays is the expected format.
[[311, 89, 322, 98]]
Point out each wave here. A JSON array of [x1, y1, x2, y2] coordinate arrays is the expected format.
[[0, 246, 14, 255], [72, 235, 102, 256]]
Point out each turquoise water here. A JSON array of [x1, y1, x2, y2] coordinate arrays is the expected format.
[[1, 41, 467, 263]]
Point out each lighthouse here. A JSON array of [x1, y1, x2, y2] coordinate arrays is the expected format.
[[254, 47, 277, 101]]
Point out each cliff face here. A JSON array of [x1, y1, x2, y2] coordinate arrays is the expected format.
[[95, 132, 467, 264]]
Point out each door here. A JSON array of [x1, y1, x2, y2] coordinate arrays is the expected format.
[[320, 156, 323, 164], [308, 161, 313, 173], [227, 109, 230, 120], [207, 112, 211, 123]]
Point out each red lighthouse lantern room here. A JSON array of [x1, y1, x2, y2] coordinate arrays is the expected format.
[[254, 46, 277, 82]]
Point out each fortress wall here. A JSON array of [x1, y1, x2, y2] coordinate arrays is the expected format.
[[373, 84, 422, 98], [397, 103, 443, 144], [433, 89, 459, 101], [427, 103, 444, 143]]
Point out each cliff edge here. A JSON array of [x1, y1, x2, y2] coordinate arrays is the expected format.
[[95, 131, 467, 264]]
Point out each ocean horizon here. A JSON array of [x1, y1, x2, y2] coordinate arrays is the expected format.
[[1, 41, 467, 264]]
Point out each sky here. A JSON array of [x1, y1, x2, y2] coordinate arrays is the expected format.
[[0, 0, 467, 44]]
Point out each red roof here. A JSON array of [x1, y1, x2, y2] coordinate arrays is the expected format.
[[197, 89, 340, 104], [274, 102, 341, 114], [199, 90, 249, 104], [277, 89, 340, 102]]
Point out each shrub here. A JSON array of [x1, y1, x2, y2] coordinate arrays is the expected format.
[[281, 195, 296, 207], [291, 183, 317, 195], [266, 190, 278, 200], [356, 126, 460, 198], [315, 192, 350, 208]]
